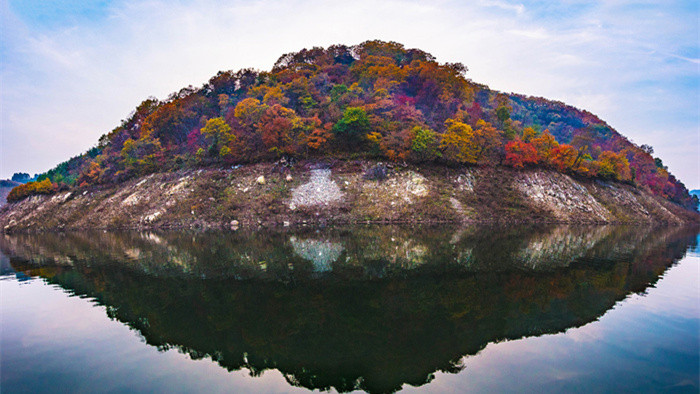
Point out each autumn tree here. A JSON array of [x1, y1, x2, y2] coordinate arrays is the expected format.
[[596, 150, 631, 181], [471, 120, 503, 164], [200, 117, 235, 160], [531, 130, 559, 166], [121, 136, 164, 176], [550, 144, 578, 172], [505, 140, 538, 169], [306, 120, 333, 152], [522, 127, 537, 143], [76, 160, 103, 187], [440, 119, 477, 164], [257, 105, 300, 156], [7, 179, 56, 202]]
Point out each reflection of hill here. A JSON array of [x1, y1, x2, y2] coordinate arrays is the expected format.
[[2, 225, 697, 393], [0, 225, 688, 279]]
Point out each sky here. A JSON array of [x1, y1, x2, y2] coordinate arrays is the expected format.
[[1, 0, 699, 189]]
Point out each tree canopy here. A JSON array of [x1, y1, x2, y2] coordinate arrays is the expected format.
[[11, 40, 696, 210]]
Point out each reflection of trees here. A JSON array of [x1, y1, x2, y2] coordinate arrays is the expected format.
[[2, 225, 691, 279], [1, 225, 697, 393]]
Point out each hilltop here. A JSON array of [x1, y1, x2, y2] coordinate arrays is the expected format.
[[2, 41, 698, 229]]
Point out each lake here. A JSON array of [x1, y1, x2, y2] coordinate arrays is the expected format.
[[1, 225, 698, 393]]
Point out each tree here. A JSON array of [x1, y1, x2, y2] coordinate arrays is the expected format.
[[471, 120, 503, 164], [333, 107, 371, 147], [440, 119, 476, 164], [306, 120, 333, 152], [121, 136, 164, 176], [248, 85, 289, 106], [522, 127, 537, 143], [76, 161, 103, 187], [11, 173, 30, 183], [200, 117, 235, 160], [596, 150, 631, 181], [640, 144, 654, 155], [505, 140, 538, 169], [257, 105, 298, 156], [7, 179, 55, 202], [531, 130, 558, 167], [550, 144, 577, 172], [234, 98, 267, 126], [410, 126, 439, 162]]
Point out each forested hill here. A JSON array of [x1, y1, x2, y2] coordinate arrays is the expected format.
[[10, 40, 698, 210]]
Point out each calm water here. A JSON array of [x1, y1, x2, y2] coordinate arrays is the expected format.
[[1, 225, 698, 393]]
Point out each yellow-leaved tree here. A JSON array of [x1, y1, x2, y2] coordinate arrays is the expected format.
[[201, 117, 235, 160], [439, 119, 477, 164]]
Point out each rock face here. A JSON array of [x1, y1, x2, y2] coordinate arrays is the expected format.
[[515, 171, 610, 222], [289, 169, 343, 210], [0, 161, 697, 232]]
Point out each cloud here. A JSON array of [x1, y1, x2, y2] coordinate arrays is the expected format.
[[1, 0, 698, 187]]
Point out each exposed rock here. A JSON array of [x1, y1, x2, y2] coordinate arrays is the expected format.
[[122, 192, 141, 206], [0, 162, 696, 232], [455, 171, 476, 192], [51, 192, 72, 203], [406, 171, 428, 197], [515, 171, 610, 222], [290, 169, 343, 208], [143, 211, 162, 223], [256, 176, 266, 185]]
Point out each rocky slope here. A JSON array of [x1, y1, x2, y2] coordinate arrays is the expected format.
[[1, 160, 697, 232]]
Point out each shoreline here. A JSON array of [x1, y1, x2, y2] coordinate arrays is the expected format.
[[2, 160, 698, 233]]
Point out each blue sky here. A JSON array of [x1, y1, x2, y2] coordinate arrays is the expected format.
[[1, 0, 698, 188]]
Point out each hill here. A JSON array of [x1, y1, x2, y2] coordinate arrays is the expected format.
[[2, 40, 698, 227]]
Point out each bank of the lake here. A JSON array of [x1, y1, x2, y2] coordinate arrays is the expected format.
[[1, 160, 698, 232]]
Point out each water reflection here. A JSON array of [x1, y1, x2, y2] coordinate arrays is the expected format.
[[1, 225, 697, 393]]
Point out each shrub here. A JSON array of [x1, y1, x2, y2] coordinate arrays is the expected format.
[[6, 179, 56, 202]]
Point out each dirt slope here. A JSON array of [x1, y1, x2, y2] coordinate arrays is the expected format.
[[1, 161, 697, 232]]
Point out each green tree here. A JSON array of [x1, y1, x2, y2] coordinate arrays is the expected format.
[[11, 173, 30, 183], [410, 126, 439, 162], [333, 107, 371, 147]]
